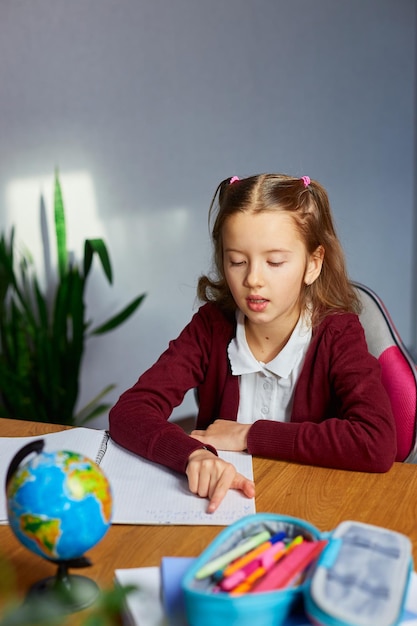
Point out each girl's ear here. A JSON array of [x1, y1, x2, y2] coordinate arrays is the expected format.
[[304, 245, 325, 286]]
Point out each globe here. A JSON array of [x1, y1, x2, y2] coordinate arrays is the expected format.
[[6, 444, 113, 562], [4, 439, 113, 613]]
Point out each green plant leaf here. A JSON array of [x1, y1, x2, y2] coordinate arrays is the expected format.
[[0, 229, 17, 302], [78, 403, 113, 424], [54, 170, 68, 280], [0, 174, 146, 425], [49, 268, 86, 423], [91, 293, 146, 335], [33, 276, 49, 328], [75, 383, 116, 424], [84, 239, 112, 283]]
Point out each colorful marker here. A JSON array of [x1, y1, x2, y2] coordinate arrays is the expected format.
[[221, 530, 287, 578], [252, 539, 327, 593], [231, 536, 304, 596], [195, 530, 271, 580], [220, 540, 286, 591]]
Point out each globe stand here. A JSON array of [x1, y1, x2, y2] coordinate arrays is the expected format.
[[27, 556, 100, 613]]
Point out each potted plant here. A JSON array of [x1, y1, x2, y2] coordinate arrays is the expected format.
[[0, 171, 146, 425]]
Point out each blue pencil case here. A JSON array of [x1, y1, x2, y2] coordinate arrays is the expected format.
[[182, 513, 413, 626]]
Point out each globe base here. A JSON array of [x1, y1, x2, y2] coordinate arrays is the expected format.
[[27, 562, 100, 613]]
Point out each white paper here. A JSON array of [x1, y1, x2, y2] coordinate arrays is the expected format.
[[0, 428, 255, 525], [116, 567, 168, 626]]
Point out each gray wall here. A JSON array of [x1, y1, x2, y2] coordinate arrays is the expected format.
[[0, 0, 415, 428]]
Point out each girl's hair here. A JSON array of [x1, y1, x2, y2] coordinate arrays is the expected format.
[[197, 173, 361, 326]]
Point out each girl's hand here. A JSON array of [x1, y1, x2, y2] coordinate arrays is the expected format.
[[186, 448, 255, 513], [190, 419, 251, 451]]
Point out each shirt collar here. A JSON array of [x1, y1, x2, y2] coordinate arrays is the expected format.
[[228, 309, 312, 378]]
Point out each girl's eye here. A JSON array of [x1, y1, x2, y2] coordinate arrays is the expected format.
[[268, 261, 284, 267], [230, 260, 245, 267]]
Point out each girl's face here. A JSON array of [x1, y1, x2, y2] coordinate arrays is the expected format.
[[222, 210, 323, 332]]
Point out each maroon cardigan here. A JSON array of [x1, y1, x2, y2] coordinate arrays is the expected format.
[[109, 302, 397, 475]]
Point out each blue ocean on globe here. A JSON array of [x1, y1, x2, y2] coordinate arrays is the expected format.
[[6, 449, 113, 561]]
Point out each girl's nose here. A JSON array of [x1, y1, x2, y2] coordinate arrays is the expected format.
[[244, 264, 263, 288]]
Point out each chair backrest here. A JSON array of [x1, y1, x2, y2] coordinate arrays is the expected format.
[[353, 282, 417, 462]]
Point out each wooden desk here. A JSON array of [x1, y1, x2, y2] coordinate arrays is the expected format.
[[1, 418, 417, 622]]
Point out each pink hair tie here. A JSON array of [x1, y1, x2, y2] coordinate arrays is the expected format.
[[229, 176, 240, 184], [301, 176, 311, 188]]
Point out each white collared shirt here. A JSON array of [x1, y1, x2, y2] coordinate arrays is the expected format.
[[227, 310, 312, 424]]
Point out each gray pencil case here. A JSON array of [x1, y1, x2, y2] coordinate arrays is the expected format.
[[304, 520, 412, 626]]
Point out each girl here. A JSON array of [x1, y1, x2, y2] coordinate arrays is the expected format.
[[109, 173, 396, 513]]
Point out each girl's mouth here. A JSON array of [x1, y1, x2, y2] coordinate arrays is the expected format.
[[247, 297, 268, 312]]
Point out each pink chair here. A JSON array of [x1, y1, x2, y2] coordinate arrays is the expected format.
[[353, 282, 417, 462]]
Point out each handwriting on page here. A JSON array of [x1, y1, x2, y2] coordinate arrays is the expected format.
[[140, 498, 255, 526], [101, 442, 256, 525]]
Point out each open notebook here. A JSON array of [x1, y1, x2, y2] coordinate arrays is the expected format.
[[0, 427, 255, 525]]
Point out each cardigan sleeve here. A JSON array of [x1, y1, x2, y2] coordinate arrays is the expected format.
[[109, 304, 222, 474], [246, 314, 397, 472]]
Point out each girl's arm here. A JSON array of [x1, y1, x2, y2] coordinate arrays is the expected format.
[[109, 305, 234, 473], [246, 314, 397, 472], [109, 305, 217, 474]]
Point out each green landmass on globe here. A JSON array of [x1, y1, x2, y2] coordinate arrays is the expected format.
[[6, 449, 113, 562], [19, 514, 61, 558]]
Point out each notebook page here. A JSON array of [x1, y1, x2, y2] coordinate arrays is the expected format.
[[0, 427, 106, 522], [101, 438, 255, 525], [115, 566, 168, 626]]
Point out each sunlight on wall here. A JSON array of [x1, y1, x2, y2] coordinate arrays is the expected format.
[[5, 170, 103, 283], [145, 206, 190, 248], [104, 204, 196, 292]]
